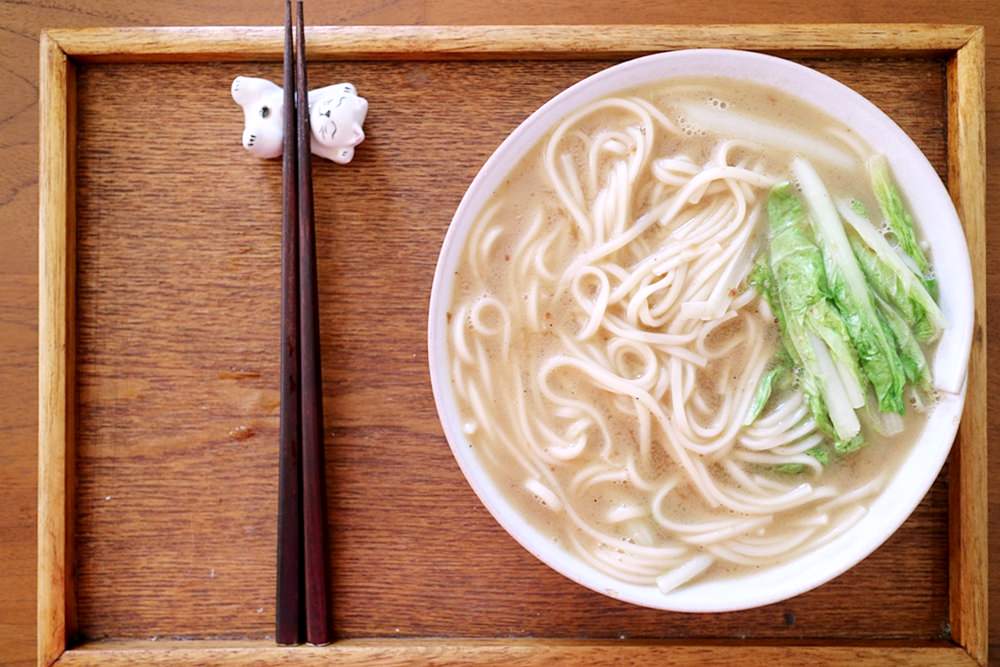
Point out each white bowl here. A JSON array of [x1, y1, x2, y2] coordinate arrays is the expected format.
[[427, 49, 973, 612]]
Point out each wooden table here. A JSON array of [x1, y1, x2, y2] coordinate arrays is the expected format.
[[1, 3, 997, 666]]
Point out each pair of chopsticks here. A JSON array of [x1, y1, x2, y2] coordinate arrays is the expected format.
[[276, 0, 331, 646]]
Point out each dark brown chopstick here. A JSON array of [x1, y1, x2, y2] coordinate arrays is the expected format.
[[275, 0, 303, 646], [294, 0, 332, 645]]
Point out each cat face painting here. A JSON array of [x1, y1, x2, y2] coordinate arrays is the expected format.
[[230, 76, 368, 164], [309, 83, 368, 164]]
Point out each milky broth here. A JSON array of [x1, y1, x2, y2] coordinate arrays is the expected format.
[[447, 76, 937, 587]]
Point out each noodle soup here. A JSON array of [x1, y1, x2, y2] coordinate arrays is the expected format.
[[445, 76, 949, 595]]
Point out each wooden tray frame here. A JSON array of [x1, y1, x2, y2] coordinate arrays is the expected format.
[[38, 24, 986, 666]]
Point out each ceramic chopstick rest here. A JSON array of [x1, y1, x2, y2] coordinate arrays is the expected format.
[[231, 76, 368, 164]]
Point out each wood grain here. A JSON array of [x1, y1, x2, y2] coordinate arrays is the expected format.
[[44, 24, 979, 62], [37, 33, 72, 667], [53, 639, 977, 667], [948, 28, 989, 666], [67, 57, 952, 644], [2, 3, 999, 667]]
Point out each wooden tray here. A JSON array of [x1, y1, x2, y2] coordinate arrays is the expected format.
[[37, 25, 987, 666]]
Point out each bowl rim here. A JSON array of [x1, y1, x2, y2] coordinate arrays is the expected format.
[[427, 48, 973, 612]]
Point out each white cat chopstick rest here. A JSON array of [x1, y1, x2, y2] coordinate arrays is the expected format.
[[231, 76, 368, 164], [230, 76, 284, 158]]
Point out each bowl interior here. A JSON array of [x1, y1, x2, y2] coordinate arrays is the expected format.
[[427, 49, 973, 612]]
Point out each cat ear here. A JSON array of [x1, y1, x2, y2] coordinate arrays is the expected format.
[[352, 123, 365, 144]]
